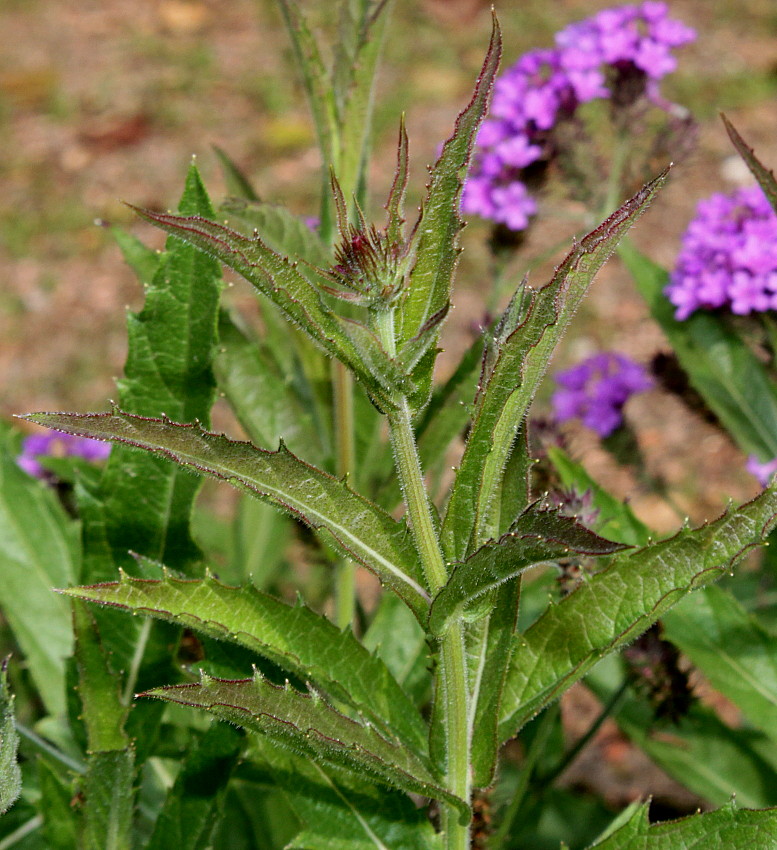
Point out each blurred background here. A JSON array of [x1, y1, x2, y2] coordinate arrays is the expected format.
[[2, 0, 776, 509], [2, 0, 777, 825]]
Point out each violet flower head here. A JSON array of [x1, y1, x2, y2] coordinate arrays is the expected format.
[[551, 351, 653, 437], [462, 2, 695, 231], [746, 455, 777, 488], [666, 186, 777, 320], [17, 432, 111, 480]]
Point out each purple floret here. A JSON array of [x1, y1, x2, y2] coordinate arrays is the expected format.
[[463, 2, 695, 231], [551, 351, 653, 437], [746, 455, 777, 487], [17, 431, 111, 480], [666, 186, 777, 319]]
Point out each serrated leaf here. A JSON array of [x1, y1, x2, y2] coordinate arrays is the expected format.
[[141, 673, 469, 823], [586, 800, 777, 850], [721, 114, 777, 214], [62, 574, 428, 753], [429, 504, 626, 636], [0, 658, 21, 816], [396, 15, 501, 407], [662, 586, 777, 743], [82, 749, 134, 850], [250, 737, 441, 850], [498, 484, 777, 742], [385, 116, 409, 246], [25, 410, 430, 618], [219, 197, 331, 268], [0, 425, 78, 717], [129, 205, 397, 410], [444, 171, 668, 564], [145, 722, 243, 850], [547, 445, 651, 547], [622, 242, 777, 459]]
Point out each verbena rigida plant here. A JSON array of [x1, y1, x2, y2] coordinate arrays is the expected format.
[[4, 3, 777, 848]]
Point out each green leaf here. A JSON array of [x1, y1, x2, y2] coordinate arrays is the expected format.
[[26, 409, 430, 618], [37, 760, 78, 850], [250, 737, 441, 850], [213, 146, 260, 201], [662, 586, 777, 742], [82, 749, 135, 850], [444, 171, 669, 563], [586, 800, 777, 850], [429, 504, 626, 636], [275, 0, 337, 168], [62, 573, 428, 754], [141, 671, 469, 823], [145, 722, 243, 850], [362, 591, 430, 706], [586, 658, 777, 809], [229, 494, 291, 589], [0, 426, 78, 717], [498, 484, 777, 742], [0, 658, 21, 816], [721, 114, 777, 213], [547, 445, 652, 547], [336, 0, 393, 205], [112, 226, 162, 286], [215, 312, 327, 464], [622, 242, 777, 459], [72, 601, 129, 753], [129, 204, 397, 410], [396, 15, 501, 406], [219, 197, 331, 267]]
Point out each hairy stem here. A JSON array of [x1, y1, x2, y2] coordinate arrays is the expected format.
[[332, 359, 357, 629], [376, 307, 471, 847]]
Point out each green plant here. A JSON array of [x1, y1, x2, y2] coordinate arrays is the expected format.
[[3, 4, 777, 849]]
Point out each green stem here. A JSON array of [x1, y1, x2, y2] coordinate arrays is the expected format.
[[376, 307, 471, 847], [332, 359, 357, 630]]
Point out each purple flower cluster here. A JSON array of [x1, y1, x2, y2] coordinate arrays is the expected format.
[[17, 432, 110, 480], [462, 2, 695, 230], [746, 455, 777, 487], [666, 186, 777, 320], [552, 351, 653, 437]]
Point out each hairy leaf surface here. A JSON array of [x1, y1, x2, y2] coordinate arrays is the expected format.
[[62, 573, 427, 753], [429, 505, 626, 636], [0, 659, 20, 816], [142, 673, 468, 823], [129, 205, 397, 410], [721, 114, 777, 213], [498, 484, 777, 741], [444, 171, 668, 563], [396, 15, 501, 406], [26, 409, 430, 617], [587, 800, 777, 850]]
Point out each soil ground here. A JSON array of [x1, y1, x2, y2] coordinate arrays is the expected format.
[[2, 0, 777, 829]]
